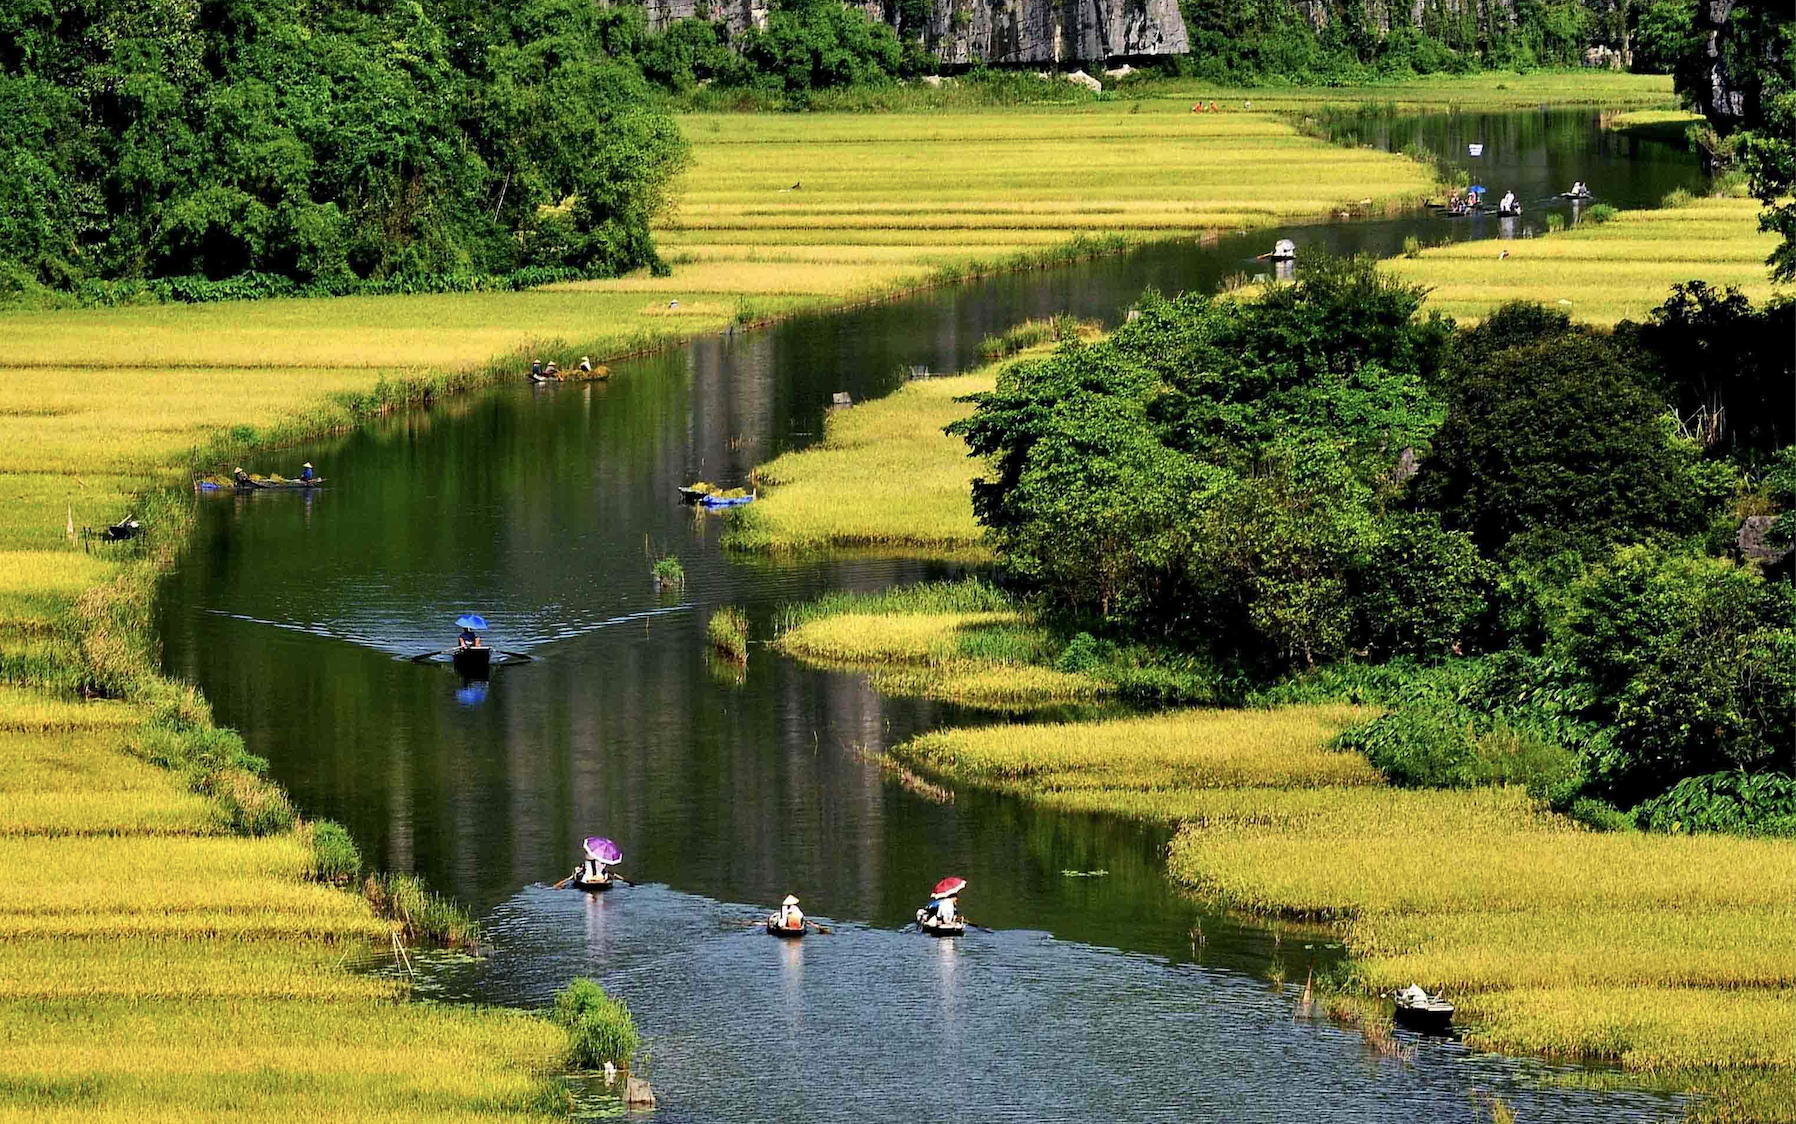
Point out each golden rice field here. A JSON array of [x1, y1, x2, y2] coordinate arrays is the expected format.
[[1125, 70, 1678, 113], [725, 369, 996, 556], [893, 710, 1796, 1117], [623, 109, 1436, 295], [0, 684, 573, 1119], [1387, 196, 1787, 324]]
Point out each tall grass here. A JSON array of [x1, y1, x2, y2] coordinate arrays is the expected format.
[[552, 978, 640, 1068], [707, 606, 749, 663]]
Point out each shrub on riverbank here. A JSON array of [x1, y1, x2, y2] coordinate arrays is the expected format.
[[554, 978, 641, 1068], [365, 873, 484, 949], [708, 606, 750, 663]]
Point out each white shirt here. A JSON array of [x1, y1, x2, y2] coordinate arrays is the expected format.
[[937, 897, 956, 923]]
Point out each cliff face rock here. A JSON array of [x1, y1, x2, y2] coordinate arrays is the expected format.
[[627, 0, 1187, 63]]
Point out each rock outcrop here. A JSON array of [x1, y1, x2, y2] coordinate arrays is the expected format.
[[625, 0, 1187, 63]]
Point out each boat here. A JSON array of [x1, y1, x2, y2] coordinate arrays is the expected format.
[[1499, 204, 1523, 217], [233, 476, 324, 491], [574, 867, 617, 891], [1389, 984, 1454, 1032], [915, 908, 965, 937], [570, 836, 623, 891], [530, 367, 610, 384], [766, 916, 807, 938], [698, 493, 754, 509], [451, 646, 491, 676]]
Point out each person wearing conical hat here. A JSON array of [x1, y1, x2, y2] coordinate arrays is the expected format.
[[578, 356, 592, 372], [232, 466, 249, 487], [299, 462, 315, 483], [777, 894, 804, 930]]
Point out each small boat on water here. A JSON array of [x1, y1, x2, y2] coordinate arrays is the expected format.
[[451, 645, 491, 676], [1389, 984, 1454, 1032], [570, 836, 624, 891], [699, 493, 754, 509], [915, 909, 965, 937], [230, 476, 324, 491], [766, 916, 807, 938]]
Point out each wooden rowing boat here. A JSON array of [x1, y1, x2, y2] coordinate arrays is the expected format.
[[572, 869, 617, 891], [233, 477, 324, 491], [915, 908, 965, 937], [452, 646, 491, 676], [1390, 985, 1454, 1032], [766, 917, 807, 938]]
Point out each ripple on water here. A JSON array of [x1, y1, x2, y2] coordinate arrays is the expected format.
[[414, 884, 1688, 1124]]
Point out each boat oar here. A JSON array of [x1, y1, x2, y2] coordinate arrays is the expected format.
[[551, 871, 577, 890], [961, 919, 994, 933], [806, 921, 833, 934]]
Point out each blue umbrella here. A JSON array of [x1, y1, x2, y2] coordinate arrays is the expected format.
[[1467, 186, 1487, 195], [456, 613, 488, 630]]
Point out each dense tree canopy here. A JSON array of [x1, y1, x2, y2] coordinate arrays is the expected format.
[[0, 0, 687, 294], [954, 262, 1793, 818]]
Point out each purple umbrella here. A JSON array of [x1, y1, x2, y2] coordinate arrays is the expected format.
[[582, 836, 622, 865]]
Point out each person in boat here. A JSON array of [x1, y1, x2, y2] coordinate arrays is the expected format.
[[299, 462, 314, 483], [531, 359, 542, 378], [582, 856, 610, 885], [458, 626, 481, 650], [544, 361, 560, 379], [232, 466, 249, 486], [1499, 189, 1517, 213], [578, 356, 592, 373], [777, 894, 804, 930], [932, 892, 957, 925], [1571, 180, 1588, 197]]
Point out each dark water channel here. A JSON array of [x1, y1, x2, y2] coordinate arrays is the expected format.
[[159, 112, 1703, 1121]]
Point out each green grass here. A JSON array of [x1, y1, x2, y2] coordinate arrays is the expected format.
[[891, 708, 1795, 1117], [1387, 196, 1787, 324], [707, 606, 749, 663], [1114, 70, 1678, 112]]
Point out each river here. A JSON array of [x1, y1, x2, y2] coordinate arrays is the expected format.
[[158, 110, 1704, 1121]]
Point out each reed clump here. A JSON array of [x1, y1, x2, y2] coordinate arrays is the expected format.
[[651, 555, 686, 588], [707, 605, 749, 663], [553, 977, 641, 1068], [364, 872, 484, 949]]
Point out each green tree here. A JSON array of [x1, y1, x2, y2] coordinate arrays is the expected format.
[[1550, 545, 1796, 804], [1411, 310, 1731, 560]]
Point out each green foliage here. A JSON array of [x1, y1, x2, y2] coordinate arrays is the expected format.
[[1412, 305, 1730, 561], [1547, 545, 1796, 806], [364, 873, 482, 948], [1633, 771, 1796, 837], [1618, 282, 1794, 463], [1631, 0, 1698, 74], [1585, 202, 1619, 223], [726, 0, 930, 97], [707, 605, 749, 662], [552, 978, 640, 1067], [0, 0, 687, 297], [1337, 708, 1581, 795], [307, 819, 362, 883], [952, 255, 1475, 671], [652, 555, 685, 586]]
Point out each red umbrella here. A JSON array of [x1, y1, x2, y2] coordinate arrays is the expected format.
[[931, 876, 967, 900]]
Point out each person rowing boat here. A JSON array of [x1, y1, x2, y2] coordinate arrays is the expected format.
[[768, 894, 806, 934]]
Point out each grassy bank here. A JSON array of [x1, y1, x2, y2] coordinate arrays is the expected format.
[[1113, 70, 1678, 112], [1387, 195, 1786, 324], [892, 711, 1795, 1120], [724, 371, 995, 558]]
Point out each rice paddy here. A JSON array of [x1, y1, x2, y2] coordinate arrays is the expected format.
[[892, 711, 1796, 1117], [1386, 196, 1787, 324], [725, 370, 997, 557]]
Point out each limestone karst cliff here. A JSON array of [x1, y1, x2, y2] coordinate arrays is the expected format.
[[629, 0, 1188, 64]]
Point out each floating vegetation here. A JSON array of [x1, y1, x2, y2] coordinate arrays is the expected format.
[[1060, 869, 1110, 878], [651, 554, 686, 588], [707, 605, 749, 663]]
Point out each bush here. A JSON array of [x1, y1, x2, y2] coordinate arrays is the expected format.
[[1545, 213, 1565, 232], [307, 820, 362, 883], [1586, 203, 1619, 223], [1337, 708, 1476, 788], [553, 978, 641, 1067], [1549, 546, 1796, 805], [364, 873, 483, 948], [1054, 632, 1104, 673], [652, 556, 685, 587], [205, 766, 297, 836], [707, 606, 749, 662], [1565, 797, 1635, 832], [1633, 771, 1796, 837]]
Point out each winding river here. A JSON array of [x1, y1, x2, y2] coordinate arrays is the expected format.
[[159, 110, 1707, 1121]]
